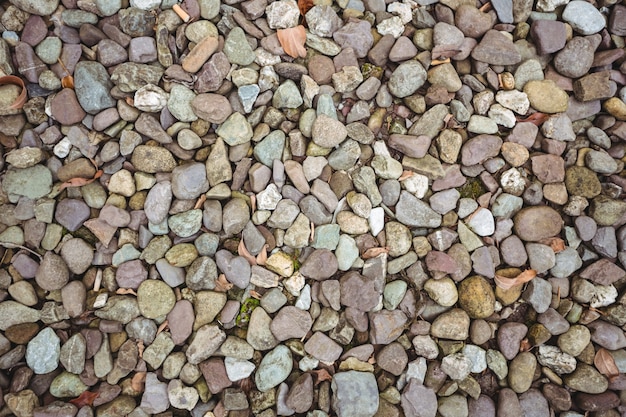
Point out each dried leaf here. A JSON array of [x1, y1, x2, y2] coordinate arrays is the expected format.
[[538, 237, 566, 253], [131, 372, 147, 392], [312, 369, 333, 385], [69, 391, 99, 408], [157, 320, 169, 335], [310, 221, 315, 243], [59, 169, 103, 191], [362, 247, 389, 259], [256, 244, 268, 266], [250, 290, 262, 299], [277, 25, 307, 59], [61, 75, 74, 89], [116, 288, 137, 296], [0, 75, 27, 109], [250, 194, 256, 213], [238, 238, 257, 266], [516, 112, 549, 126], [519, 338, 531, 352], [398, 170, 415, 181], [194, 194, 206, 210], [494, 269, 537, 290], [298, 0, 314, 16], [595, 348, 620, 380], [137, 340, 144, 358], [215, 274, 234, 292]]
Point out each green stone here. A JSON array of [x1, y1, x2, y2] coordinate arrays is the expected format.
[[50, 372, 88, 398], [3, 165, 52, 199]]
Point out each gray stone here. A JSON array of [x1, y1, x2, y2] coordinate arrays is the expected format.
[[332, 371, 379, 417], [74, 61, 116, 114], [255, 345, 293, 392], [26, 327, 60, 374]]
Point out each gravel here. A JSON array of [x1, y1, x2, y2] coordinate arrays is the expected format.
[[1, 0, 626, 415]]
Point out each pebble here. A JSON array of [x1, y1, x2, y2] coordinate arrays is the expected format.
[[255, 345, 292, 392], [333, 371, 379, 417], [0, 0, 624, 413], [26, 327, 60, 374]]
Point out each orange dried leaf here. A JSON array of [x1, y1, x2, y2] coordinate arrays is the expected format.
[[69, 391, 99, 408], [539, 237, 566, 253], [194, 194, 206, 210], [277, 25, 307, 59], [238, 238, 257, 266], [131, 372, 147, 392], [595, 348, 620, 380], [59, 169, 102, 191], [62, 75, 74, 89], [494, 269, 537, 290], [298, 0, 314, 16], [516, 112, 549, 126], [362, 247, 389, 259], [398, 170, 415, 181]]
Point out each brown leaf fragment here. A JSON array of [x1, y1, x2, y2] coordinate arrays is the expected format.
[[256, 244, 268, 266], [238, 238, 257, 266], [116, 288, 137, 296], [137, 340, 144, 358], [69, 391, 99, 408], [61, 75, 74, 89], [157, 320, 169, 335], [494, 269, 537, 290], [298, 0, 314, 16], [595, 348, 620, 380], [0, 75, 27, 109], [539, 237, 566, 253], [215, 273, 234, 292], [277, 25, 307, 58], [362, 247, 389, 259], [516, 112, 549, 126], [194, 194, 206, 210], [519, 338, 531, 352], [312, 369, 333, 385], [131, 372, 147, 393]]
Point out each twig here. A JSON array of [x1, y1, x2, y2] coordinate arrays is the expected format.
[[0, 242, 42, 260]]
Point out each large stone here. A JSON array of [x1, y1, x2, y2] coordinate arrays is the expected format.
[[513, 206, 563, 241], [332, 371, 379, 417]]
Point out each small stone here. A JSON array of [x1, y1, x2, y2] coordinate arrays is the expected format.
[[458, 275, 496, 319], [255, 345, 293, 392], [26, 327, 60, 374]]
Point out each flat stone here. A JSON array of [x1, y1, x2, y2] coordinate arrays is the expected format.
[[332, 371, 379, 417]]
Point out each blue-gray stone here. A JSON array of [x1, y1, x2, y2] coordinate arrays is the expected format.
[[26, 327, 60, 374], [332, 371, 379, 417], [255, 345, 293, 392], [253, 130, 286, 167]]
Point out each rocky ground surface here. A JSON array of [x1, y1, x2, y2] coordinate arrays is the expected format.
[[0, 0, 626, 415]]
